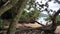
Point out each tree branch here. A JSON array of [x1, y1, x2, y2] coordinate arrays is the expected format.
[[0, 0, 19, 16]]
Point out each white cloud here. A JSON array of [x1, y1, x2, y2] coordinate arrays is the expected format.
[[48, 1, 60, 11], [58, 0, 60, 1], [37, 17, 47, 25], [36, 0, 60, 11], [41, 11, 48, 15]]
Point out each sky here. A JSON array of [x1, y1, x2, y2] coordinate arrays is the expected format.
[[36, 0, 60, 25]]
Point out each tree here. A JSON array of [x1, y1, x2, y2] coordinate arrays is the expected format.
[[6, 0, 41, 34], [6, 0, 28, 34], [0, 0, 60, 34], [0, 0, 41, 31]]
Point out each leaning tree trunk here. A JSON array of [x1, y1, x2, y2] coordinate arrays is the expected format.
[[51, 9, 60, 33], [6, 0, 27, 34]]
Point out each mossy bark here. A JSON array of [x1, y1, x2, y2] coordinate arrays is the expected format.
[[0, 0, 19, 16], [6, 0, 27, 34]]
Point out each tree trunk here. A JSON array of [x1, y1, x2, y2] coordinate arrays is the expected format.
[[51, 9, 60, 33], [6, 0, 27, 34]]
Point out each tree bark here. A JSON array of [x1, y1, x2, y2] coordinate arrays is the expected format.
[[0, 0, 19, 16], [6, 0, 27, 34]]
